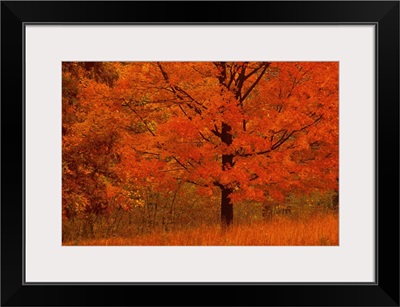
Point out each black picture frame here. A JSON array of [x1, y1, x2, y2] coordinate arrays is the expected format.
[[1, 1, 399, 306]]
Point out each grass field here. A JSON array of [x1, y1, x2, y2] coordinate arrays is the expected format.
[[63, 212, 338, 246]]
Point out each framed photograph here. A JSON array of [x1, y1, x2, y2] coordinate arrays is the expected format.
[[2, 1, 399, 306]]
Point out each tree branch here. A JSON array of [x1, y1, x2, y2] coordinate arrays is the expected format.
[[240, 63, 270, 103], [172, 156, 189, 171], [122, 99, 156, 137], [157, 62, 203, 116], [211, 124, 221, 138], [199, 131, 211, 142]]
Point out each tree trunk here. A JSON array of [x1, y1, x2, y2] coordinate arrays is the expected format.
[[214, 62, 270, 228], [221, 122, 234, 227], [221, 185, 233, 227]]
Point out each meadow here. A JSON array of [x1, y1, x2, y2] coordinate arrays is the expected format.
[[63, 212, 338, 246]]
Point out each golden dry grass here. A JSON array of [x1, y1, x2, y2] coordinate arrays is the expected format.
[[63, 212, 338, 246]]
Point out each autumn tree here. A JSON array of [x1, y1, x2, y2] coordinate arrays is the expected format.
[[109, 62, 338, 227], [62, 62, 124, 220]]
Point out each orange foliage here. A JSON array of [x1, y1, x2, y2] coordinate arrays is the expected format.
[[62, 61, 338, 224]]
